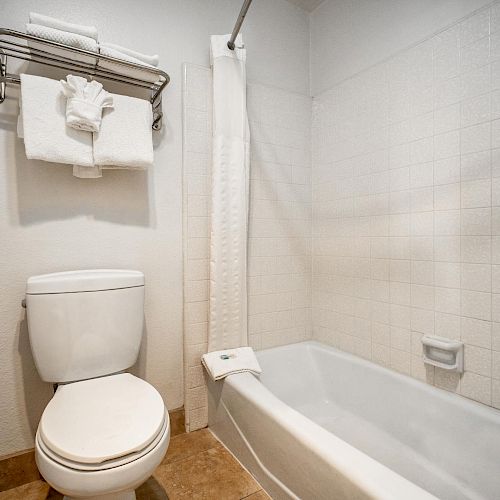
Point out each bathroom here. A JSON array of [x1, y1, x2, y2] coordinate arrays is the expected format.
[[0, 0, 499, 498]]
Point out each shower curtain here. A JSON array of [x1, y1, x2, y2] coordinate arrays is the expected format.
[[208, 34, 250, 351]]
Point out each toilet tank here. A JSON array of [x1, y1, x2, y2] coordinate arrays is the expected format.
[[26, 270, 145, 383]]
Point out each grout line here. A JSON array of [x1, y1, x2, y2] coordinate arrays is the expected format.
[[313, 0, 500, 99]]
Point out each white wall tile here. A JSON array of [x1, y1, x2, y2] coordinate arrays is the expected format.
[[184, 66, 312, 430], [461, 151, 491, 181], [312, 5, 500, 408], [460, 371, 491, 405], [460, 10, 490, 47]]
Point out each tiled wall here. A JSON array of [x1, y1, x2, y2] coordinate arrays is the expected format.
[[183, 64, 312, 431], [312, 3, 500, 408], [246, 83, 312, 351], [183, 64, 212, 432]]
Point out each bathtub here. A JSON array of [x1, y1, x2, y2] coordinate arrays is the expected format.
[[207, 341, 500, 500]]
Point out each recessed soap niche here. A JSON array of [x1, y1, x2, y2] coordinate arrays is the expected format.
[[422, 336, 464, 373]]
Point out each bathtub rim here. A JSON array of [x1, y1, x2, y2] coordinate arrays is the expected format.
[[216, 349, 438, 499], [257, 340, 500, 423]]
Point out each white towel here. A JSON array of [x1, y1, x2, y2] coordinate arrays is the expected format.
[[60, 75, 113, 132], [20, 74, 93, 166], [100, 42, 159, 67], [93, 93, 153, 169], [17, 100, 24, 139], [29, 12, 98, 41], [26, 24, 98, 53], [98, 46, 163, 84], [201, 347, 262, 381], [72, 165, 102, 178]]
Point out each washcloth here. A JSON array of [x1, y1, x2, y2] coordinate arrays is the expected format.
[[100, 42, 159, 67], [201, 347, 262, 381], [20, 74, 93, 166], [98, 46, 163, 84], [60, 75, 113, 132], [93, 93, 153, 169], [29, 12, 98, 41], [26, 23, 98, 52]]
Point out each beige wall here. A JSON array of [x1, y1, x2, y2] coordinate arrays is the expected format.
[[310, 0, 495, 95], [312, 3, 500, 407], [0, 0, 310, 456]]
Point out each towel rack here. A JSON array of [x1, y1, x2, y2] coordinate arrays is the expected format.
[[0, 28, 169, 130]]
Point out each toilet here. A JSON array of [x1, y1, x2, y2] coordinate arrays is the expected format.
[[25, 269, 170, 500]]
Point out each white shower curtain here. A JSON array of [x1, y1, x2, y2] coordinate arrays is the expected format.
[[208, 34, 250, 351]]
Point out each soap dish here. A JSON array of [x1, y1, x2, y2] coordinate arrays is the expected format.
[[421, 335, 464, 373]]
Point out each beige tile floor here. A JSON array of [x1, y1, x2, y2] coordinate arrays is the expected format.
[[0, 429, 270, 500]]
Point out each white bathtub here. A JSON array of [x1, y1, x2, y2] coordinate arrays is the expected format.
[[208, 341, 500, 500]]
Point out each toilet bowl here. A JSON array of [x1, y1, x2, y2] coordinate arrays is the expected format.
[[25, 270, 170, 499], [34, 373, 170, 500]]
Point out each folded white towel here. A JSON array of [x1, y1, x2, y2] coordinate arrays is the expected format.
[[72, 165, 102, 178], [20, 74, 93, 166], [60, 75, 113, 132], [29, 12, 98, 41], [17, 100, 24, 139], [26, 23, 98, 52], [93, 93, 153, 169], [100, 42, 159, 67], [201, 347, 262, 381], [98, 46, 163, 84]]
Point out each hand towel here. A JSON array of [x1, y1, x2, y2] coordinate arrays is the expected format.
[[98, 46, 163, 84], [201, 347, 262, 381], [93, 93, 153, 169], [26, 23, 98, 52], [29, 12, 98, 41], [20, 74, 93, 166], [100, 42, 159, 67], [60, 75, 113, 132]]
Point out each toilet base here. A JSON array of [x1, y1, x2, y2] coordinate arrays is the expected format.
[[63, 491, 136, 500]]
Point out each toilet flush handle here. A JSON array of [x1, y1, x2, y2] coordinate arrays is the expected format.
[[21, 298, 26, 308]]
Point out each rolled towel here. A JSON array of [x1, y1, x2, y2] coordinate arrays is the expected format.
[[29, 12, 98, 41], [26, 23, 98, 52], [20, 73, 93, 167], [100, 42, 159, 67], [60, 75, 113, 132], [201, 347, 262, 381], [93, 93, 153, 169]]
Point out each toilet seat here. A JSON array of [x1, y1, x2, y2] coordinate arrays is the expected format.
[[38, 373, 166, 467], [37, 414, 169, 471]]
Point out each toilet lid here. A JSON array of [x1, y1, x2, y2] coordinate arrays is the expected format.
[[39, 373, 166, 464]]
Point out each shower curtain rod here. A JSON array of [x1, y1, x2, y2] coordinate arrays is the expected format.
[[227, 0, 253, 50]]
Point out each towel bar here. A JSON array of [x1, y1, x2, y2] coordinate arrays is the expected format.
[[0, 28, 169, 130]]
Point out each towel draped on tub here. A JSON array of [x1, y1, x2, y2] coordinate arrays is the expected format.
[[202, 347, 262, 381]]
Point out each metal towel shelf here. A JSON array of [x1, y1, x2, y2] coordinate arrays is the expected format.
[[0, 28, 170, 130]]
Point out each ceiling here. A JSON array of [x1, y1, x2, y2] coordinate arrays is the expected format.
[[285, 0, 324, 12]]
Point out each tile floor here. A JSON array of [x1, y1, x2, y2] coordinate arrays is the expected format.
[[0, 429, 270, 500]]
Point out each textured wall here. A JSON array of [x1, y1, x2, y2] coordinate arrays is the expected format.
[[182, 64, 312, 431], [310, 0, 495, 95], [0, 0, 310, 456], [312, 3, 500, 407]]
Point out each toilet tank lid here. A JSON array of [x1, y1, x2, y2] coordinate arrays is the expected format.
[[26, 269, 144, 294]]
